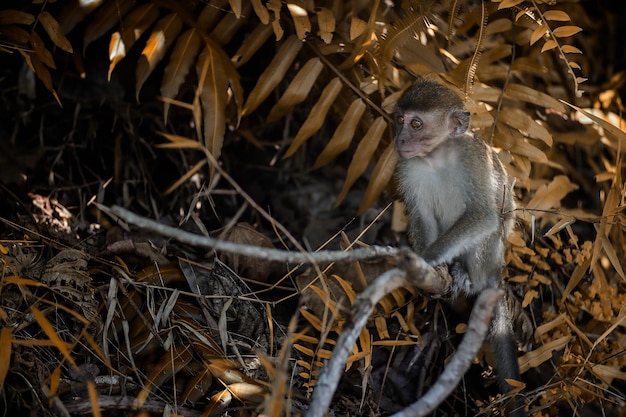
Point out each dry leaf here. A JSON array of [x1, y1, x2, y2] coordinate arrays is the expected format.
[[518, 335, 572, 373], [498, 0, 525, 9], [38, 11, 73, 53], [350, 16, 367, 40], [358, 142, 397, 214], [107, 4, 159, 79], [505, 83, 566, 112], [209, 3, 251, 46], [57, 0, 104, 33], [499, 107, 553, 145], [562, 45, 582, 54], [552, 25, 582, 38], [217, 223, 277, 283], [284, 77, 343, 158], [196, 45, 228, 161], [83, 0, 134, 51], [541, 40, 558, 53], [525, 175, 578, 211], [287, 3, 311, 40], [316, 7, 335, 44], [232, 23, 273, 68], [30, 31, 55, 68], [22, 50, 61, 106], [267, 0, 283, 40], [242, 35, 302, 115], [0, 10, 35, 25], [312, 98, 366, 169], [161, 28, 202, 121], [543, 10, 570, 21], [267, 57, 324, 122], [135, 13, 183, 99], [251, 0, 270, 24], [336, 117, 387, 206], [229, 0, 242, 18]]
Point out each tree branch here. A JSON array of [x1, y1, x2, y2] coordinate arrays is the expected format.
[[108, 205, 401, 264], [306, 252, 453, 417]]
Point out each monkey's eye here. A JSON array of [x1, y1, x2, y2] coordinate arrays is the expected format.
[[410, 119, 423, 129], [396, 115, 404, 125]]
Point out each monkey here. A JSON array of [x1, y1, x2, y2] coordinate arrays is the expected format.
[[393, 77, 526, 417]]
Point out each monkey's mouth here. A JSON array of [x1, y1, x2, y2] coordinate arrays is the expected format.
[[396, 147, 425, 159]]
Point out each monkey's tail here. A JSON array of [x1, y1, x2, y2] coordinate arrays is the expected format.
[[490, 300, 527, 417]]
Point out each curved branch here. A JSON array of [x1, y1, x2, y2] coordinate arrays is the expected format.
[[306, 252, 449, 417], [391, 288, 502, 417], [108, 205, 401, 264]]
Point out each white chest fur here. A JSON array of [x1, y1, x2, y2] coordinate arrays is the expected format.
[[397, 145, 467, 243]]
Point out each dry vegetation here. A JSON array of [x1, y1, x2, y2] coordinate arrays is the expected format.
[[0, 0, 625, 416]]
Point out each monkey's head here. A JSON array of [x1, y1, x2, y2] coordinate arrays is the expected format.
[[393, 79, 470, 159]]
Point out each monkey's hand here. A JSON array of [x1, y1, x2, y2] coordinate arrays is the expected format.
[[449, 262, 473, 294]]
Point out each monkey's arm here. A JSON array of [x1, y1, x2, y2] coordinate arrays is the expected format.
[[422, 203, 499, 265]]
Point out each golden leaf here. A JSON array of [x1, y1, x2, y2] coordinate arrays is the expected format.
[[284, 77, 343, 158], [135, 13, 183, 99], [540, 39, 558, 52], [32, 307, 77, 367], [312, 98, 366, 170], [21, 51, 61, 106], [518, 335, 572, 373], [83, 0, 134, 51], [287, 3, 311, 40], [242, 35, 302, 115], [205, 390, 232, 416], [38, 11, 73, 53], [196, 46, 229, 161], [552, 25, 582, 38], [525, 175, 578, 212], [251, 0, 270, 24], [30, 31, 55, 68], [530, 25, 548, 46], [543, 10, 570, 21], [505, 83, 566, 112], [562, 45, 582, 54], [267, 57, 324, 122], [350, 16, 367, 40], [107, 4, 159, 79], [336, 117, 387, 206], [316, 7, 335, 44], [232, 23, 273, 68], [161, 28, 202, 121], [2, 25, 29, 44], [209, 3, 251, 46], [499, 107, 553, 145], [226, 382, 266, 402], [267, 0, 284, 40], [486, 18, 512, 36], [57, 0, 103, 33], [0, 10, 35, 25], [498, 0, 525, 9], [358, 142, 397, 214], [229, 0, 242, 18]]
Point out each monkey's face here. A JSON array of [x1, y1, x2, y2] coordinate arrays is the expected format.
[[394, 110, 447, 159]]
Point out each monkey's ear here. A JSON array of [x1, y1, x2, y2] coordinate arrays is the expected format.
[[449, 110, 470, 136]]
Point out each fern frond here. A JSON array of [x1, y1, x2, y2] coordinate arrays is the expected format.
[[464, 1, 488, 96], [380, 6, 426, 62]]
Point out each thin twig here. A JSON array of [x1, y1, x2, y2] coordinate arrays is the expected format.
[[109, 205, 400, 264]]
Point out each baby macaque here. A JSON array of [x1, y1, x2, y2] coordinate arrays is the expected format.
[[394, 77, 525, 417]]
